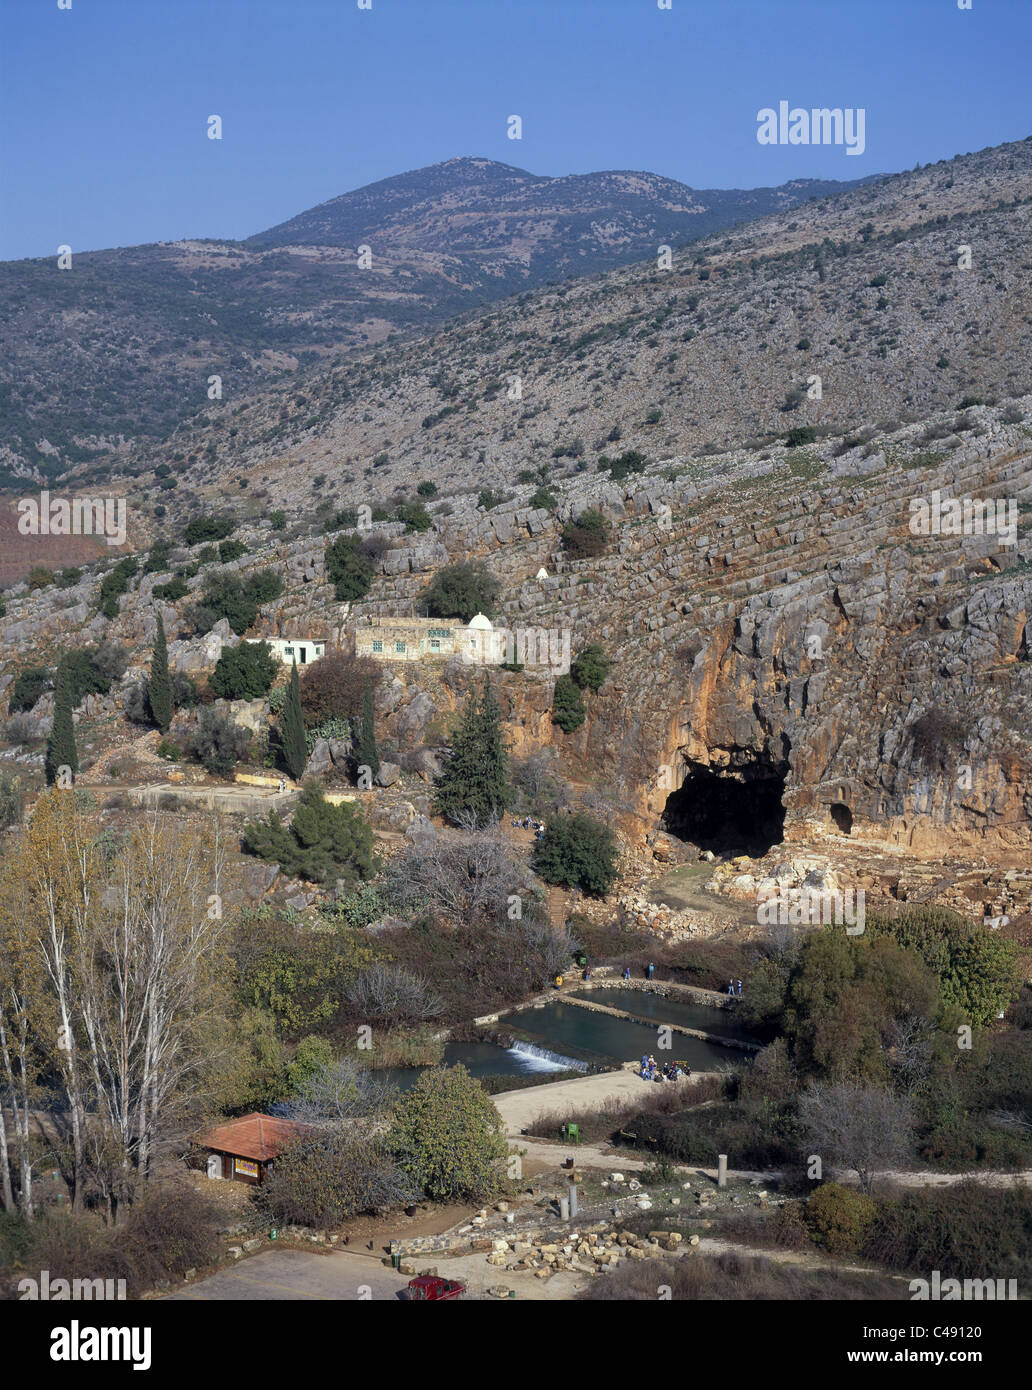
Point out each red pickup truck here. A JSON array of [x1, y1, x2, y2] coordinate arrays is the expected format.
[[405, 1275, 466, 1301]]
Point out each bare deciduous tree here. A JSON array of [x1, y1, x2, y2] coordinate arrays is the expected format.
[[345, 964, 444, 1025], [799, 1082, 914, 1194]]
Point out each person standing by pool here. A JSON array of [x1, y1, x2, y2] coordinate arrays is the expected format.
[[647, 962, 655, 980], [727, 979, 735, 996], [737, 979, 743, 997]]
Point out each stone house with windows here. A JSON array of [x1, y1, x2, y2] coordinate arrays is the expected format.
[[354, 613, 507, 665]]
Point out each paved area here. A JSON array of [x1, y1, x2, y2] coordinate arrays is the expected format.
[[164, 1247, 411, 1301], [493, 1066, 701, 1136]]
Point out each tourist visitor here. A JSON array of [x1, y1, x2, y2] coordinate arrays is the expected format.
[[737, 979, 743, 997], [727, 979, 735, 996], [555, 973, 564, 989], [647, 962, 655, 980], [623, 966, 632, 981]]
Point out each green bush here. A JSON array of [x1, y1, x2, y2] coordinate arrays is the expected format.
[[154, 575, 188, 602], [9, 666, 51, 712], [416, 481, 438, 498], [243, 784, 375, 886], [570, 643, 610, 692], [99, 556, 138, 619], [423, 563, 499, 623], [866, 905, 1020, 1028], [395, 501, 432, 532], [187, 707, 251, 776], [785, 426, 817, 447], [325, 534, 373, 602], [390, 1064, 509, 1201], [210, 641, 279, 700], [804, 1183, 877, 1256], [562, 508, 611, 558], [219, 539, 247, 563], [532, 813, 618, 895], [552, 673, 586, 732], [863, 1182, 1032, 1282], [184, 515, 235, 545]]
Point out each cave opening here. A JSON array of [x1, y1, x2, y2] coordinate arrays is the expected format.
[[830, 802, 853, 835], [663, 757, 788, 857]]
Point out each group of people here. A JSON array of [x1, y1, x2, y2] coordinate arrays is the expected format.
[[621, 964, 655, 981], [512, 816, 546, 840], [727, 979, 743, 997], [638, 1054, 689, 1082]]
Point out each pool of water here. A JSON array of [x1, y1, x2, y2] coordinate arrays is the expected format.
[[572, 988, 755, 1042], [378, 1040, 575, 1092], [499, 1001, 743, 1071]]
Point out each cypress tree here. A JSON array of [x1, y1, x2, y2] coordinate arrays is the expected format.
[[356, 678, 380, 780], [281, 659, 308, 783], [45, 667, 78, 786], [434, 675, 512, 826], [148, 613, 173, 733]]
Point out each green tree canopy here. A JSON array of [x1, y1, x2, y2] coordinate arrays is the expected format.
[[433, 677, 513, 826], [390, 1064, 509, 1201], [532, 813, 618, 896], [148, 613, 173, 732], [422, 563, 499, 623], [242, 785, 375, 886], [280, 660, 308, 782], [552, 673, 586, 732], [210, 640, 279, 700], [325, 534, 374, 602]]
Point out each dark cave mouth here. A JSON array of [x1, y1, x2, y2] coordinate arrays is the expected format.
[[662, 758, 788, 857]]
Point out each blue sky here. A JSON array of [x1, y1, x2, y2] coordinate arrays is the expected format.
[[1, 0, 1029, 261]]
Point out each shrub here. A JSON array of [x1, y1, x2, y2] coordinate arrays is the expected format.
[[416, 481, 437, 498], [345, 964, 444, 1025], [9, 666, 51, 712], [258, 1132, 412, 1229], [532, 813, 619, 895], [210, 641, 279, 700], [184, 515, 235, 545], [552, 673, 586, 732], [299, 651, 380, 728], [570, 643, 610, 692], [187, 707, 251, 776], [195, 569, 282, 636], [219, 539, 247, 563], [395, 501, 433, 532], [390, 1064, 509, 1201], [99, 556, 138, 618], [863, 1181, 1032, 1281], [242, 785, 375, 885], [562, 508, 612, 558], [600, 449, 647, 481], [785, 425, 817, 447], [804, 1183, 877, 1256], [422, 563, 499, 622], [325, 534, 373, 602], [154, 575, 188, 602], [269, 509, 287, 529], [0, 771, 23, 831], [28, 566, 55, 591]]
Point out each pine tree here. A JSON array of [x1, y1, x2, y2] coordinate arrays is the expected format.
[[356, 678, 380, 781], [148, 613, 173, 733], [281, 659, 308, 783], [45, 666, 78, 786], [434, 676, 512, 827]]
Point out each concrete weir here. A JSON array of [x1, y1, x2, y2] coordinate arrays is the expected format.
[[559, 992, 761, 1053]]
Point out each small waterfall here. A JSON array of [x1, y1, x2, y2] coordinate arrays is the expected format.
[[508, 1040, 588, 1073]]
